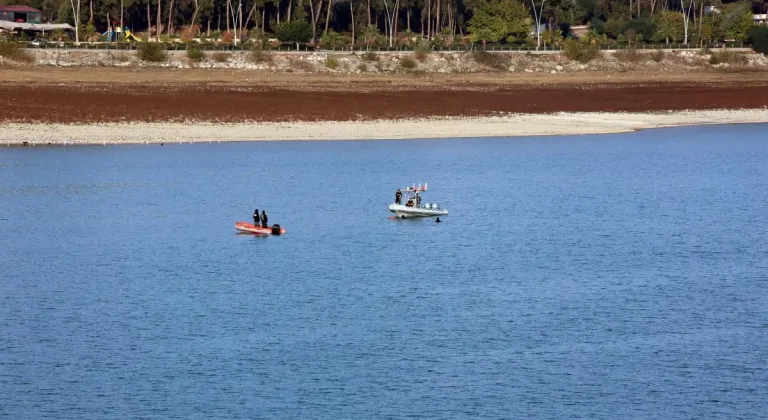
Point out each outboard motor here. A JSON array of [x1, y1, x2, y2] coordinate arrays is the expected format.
[[271, 224, 282, 235]]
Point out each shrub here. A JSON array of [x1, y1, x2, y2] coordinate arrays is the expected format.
[[361, 51, 379, 62], [49, 29, 69, 42], [614, 48, 641, 63], [709, 49, 748, 65], [289, 58, 314, 72], [320, 31, 338, 49], [137, 42, 167, 62], [414, 48, 429, 62], [320, 31, 351, 50], [357, 63, 368, 72], [186, 45, 205, 61], [325, 55, 339, 69], [748, 26, 768, 55], [360, 25, 388, 47], [211, 52, 229, 63], [0, 42, 34, 63], [399, 55, 417, 69], [110, 51, 131, 62], [414, 43, 430, 61], [471, 50, 508, 70], [563, 38, 598, 63], [651, 49, 665, 62], [249, 47, 272, 63]]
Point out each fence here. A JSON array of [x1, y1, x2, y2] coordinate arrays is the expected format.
[[18, 41, 751, 53]]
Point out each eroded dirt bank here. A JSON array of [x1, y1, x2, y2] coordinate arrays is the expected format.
[[2, 75, 768, 123]]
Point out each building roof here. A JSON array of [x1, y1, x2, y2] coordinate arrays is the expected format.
[[0, 20, 73, 31], [0, 5, 42, 13]]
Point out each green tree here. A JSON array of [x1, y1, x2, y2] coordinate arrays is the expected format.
[[275, 19, 312, 49], [695, 21, 713, 46], [716, 2, 754, 42], [604, 17, 624, 39], [467, 1, 506, 45], [748, 26, 768, 54], [467, 0, 531, 46], [624, 18, 656, 43], [654, 11, 684, 44]]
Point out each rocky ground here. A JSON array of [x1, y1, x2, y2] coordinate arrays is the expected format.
[[2, 48, 767, 75]]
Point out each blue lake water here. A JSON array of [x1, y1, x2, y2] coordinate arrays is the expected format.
[[1, 124, 767, 419]]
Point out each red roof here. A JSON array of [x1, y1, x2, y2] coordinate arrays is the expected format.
[[0, 5, 42, 13]]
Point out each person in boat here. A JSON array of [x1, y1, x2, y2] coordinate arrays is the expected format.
[[253, 208, 260, 226], [395, 189, 402, 204], [261, 210, 268, 228], [405, 198, 414, 207], [415, 193, 421, 207]]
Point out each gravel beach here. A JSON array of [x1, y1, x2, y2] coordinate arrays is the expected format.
[[3, 110, 767, 146]]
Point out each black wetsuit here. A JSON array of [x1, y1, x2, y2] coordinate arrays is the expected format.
[[253, 209, 259, 225], [395, 191, 402, 204], [261, 211, 268, 228]]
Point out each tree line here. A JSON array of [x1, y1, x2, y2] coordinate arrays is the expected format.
[[1, 0, 765, 46]]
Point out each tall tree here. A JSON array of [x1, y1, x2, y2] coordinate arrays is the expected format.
[[530, 0, 544, 49], [156, 0, 162, 40], [188, 0, 200, 37], [69, 0, 81, 43], [167, 0, 174, 35], [468, 0, 531, 45], [324, 0, 333, 34], [309, 0, 323, 40], [681, 0, 694, 44], [350, 0, 355, 45], [383, 0, 401, 46]]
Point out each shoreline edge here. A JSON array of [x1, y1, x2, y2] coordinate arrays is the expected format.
[[2, 109, 768, 146]]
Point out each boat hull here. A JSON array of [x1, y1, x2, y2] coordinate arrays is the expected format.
[[235, 222, 286, 235], [388, 204, 448, 219]]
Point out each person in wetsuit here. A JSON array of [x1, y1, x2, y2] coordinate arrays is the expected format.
[[253, 208, 259, 226], [395, 189, 402, 204], [261, 210, 268, 228]]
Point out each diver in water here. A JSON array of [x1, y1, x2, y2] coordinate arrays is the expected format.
[[261, 210, 268, 228], [395, 189, 402, 204], [253, 208, 260, 226]]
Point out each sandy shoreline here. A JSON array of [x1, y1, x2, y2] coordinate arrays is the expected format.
[[2, 110, 767, 146]]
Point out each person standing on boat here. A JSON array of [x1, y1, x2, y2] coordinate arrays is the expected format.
[[261, 210, 268, 228], [253, 208, 259, 226], [395, 189, 402, 204], [415, 193, 421, 207]]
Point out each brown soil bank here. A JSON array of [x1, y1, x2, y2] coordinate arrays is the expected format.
[[1, 71, 767, 123]]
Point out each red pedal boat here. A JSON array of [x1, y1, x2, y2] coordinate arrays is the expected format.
[[235, 222, 286, 235]]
